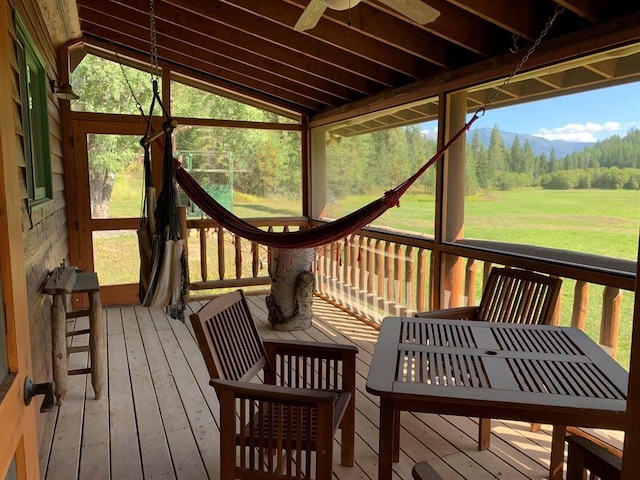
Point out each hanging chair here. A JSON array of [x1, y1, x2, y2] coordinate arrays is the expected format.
[[138, 82, 188, 320]]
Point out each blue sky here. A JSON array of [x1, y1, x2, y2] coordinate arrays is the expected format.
[[422, 80, 640, 143]]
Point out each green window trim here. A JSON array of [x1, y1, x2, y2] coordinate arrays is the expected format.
[[15, 13, 52, 207]]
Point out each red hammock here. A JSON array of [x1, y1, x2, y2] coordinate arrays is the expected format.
[[175, 113, 479, 249]]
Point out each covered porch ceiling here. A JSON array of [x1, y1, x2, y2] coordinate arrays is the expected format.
[[44, 1, 640, 132]]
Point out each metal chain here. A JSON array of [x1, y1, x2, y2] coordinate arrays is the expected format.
[[115, 48, 145, 116], [477, 4, 565, 116], [149, 0, 159, 81]]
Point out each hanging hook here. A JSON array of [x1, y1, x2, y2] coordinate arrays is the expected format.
[[510, 34, 520, 54]]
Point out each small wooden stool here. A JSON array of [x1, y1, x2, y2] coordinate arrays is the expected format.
[[43, 266, 104, 404]]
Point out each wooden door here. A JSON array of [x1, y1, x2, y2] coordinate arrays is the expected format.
[[0, 1, 40, 476], [69, 119, 155, 306]]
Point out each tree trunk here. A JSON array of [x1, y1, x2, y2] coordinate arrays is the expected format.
[[266, 248, 315, 331]]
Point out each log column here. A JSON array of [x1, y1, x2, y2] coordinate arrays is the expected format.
[[266, 248, 315, 331]]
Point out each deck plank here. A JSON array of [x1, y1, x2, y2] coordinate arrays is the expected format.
[[152, 310, 220, 478], [40, 296, 584, 480], [44, 316, 88, 480], [107, 308, 144, 480], [121, 307, 175, 479], [134, 307, 209, 480]]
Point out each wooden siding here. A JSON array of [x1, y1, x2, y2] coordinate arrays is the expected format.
[[11, 0, 69, 445], [36, 296, 622, 480]]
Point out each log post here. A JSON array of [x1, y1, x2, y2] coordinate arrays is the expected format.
[[266, 248, 315, 331]]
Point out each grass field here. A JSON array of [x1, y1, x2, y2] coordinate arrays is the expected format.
[[96, 173, 639, 367]]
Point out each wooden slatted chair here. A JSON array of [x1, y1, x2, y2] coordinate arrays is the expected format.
[[416, 267, 562, 450], [566, 435, 622, 480], [190, 289, 358, 480]]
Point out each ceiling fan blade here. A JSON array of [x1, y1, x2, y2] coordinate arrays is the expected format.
[[377, 0, 440, 24], [294, 0, 329, 32]]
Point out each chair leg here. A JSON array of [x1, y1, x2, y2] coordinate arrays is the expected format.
[[478, 418, 491, 450], [530, 422, 541, 432], [340, 395, 356, 466]]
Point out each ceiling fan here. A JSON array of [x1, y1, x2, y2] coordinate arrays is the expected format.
[[294, 0, 440, 32]]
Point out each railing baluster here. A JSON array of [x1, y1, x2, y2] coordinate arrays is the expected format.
[[200, 227, 208, 282]]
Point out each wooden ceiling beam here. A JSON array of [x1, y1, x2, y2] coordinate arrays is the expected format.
[[393, 0, 511, 58], [98, 0, 383, 97], [78, 20, 328, 112], [78, 0, 361, 105], [553, 0, 605, 22], [446, 0, 550, 41], [284, 0, 475, 66], [216, 0, 436, 77], [164, 0, 411, 86]]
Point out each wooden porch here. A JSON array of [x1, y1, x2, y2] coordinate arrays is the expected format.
[[35, 295, 598, 480]]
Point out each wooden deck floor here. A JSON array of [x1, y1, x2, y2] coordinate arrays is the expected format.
[[38, 295, 563, 480]]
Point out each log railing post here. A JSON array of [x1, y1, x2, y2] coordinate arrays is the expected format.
[[601, 286, 622, 358], [572, 281, 589, 330]]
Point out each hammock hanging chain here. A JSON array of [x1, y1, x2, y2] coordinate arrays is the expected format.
[[149, 0, 159, 82], [475, 4, 565, 117], [115, 48, 144, 117]]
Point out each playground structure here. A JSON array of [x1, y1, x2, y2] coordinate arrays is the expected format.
[[177, 150, 234, 215]]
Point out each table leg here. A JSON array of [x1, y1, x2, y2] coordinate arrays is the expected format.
[[51, 294, 67, 404], [549, 425, 567, 480], [379, 397, 395, 480], [393, 409, 401, 462], [88, 291, 105, 399]]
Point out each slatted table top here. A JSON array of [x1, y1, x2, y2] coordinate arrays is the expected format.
[[367, 317, 628, 428]]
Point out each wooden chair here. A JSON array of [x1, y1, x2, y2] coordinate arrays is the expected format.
[[190, 289, 358, 480], [412, 461, 444, 480], [416, 266, 562, 450], [566, 435, 622, 480]]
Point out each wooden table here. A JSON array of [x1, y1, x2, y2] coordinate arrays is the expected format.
[[366, 317, 628, 480], [43, 267, 104, 404]]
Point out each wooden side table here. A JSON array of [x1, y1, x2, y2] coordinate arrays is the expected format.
[[43, 267, 104, 404]]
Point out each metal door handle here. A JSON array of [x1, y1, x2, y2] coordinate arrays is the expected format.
[[24, 377, 55, 412]]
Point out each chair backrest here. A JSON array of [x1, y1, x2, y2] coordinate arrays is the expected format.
[[477, 267, 562, 325], [190, 289, 268, 382]]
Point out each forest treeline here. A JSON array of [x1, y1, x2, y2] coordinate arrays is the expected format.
[[327, 124, 640, 199], [72, 53, 640, 215]]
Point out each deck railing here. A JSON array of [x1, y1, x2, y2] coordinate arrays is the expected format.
[[182, 214, 636, 367]]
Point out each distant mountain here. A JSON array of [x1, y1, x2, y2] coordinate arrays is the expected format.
[[471, 127, 593, 158]]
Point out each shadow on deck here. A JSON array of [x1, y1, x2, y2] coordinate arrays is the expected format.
[[38, 295, 561, 480]]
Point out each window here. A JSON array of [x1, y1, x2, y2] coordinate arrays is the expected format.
[[16, 15, 52, 205]]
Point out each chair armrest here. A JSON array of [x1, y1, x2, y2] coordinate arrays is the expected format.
[[264, 339, 358, 359], [415, 306, 480, 320], [263, 340, 357, 390], [566, 435, 622, 480], [211, 378, 338, 404]]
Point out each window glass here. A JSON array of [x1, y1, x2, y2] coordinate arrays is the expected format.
[[16, 16, 51, 204], [462, 82, 640, 262], [171, 80, 299, 124], [92, 230, 141, 286], [71, 54, 154, 115], [324, 120, 438, 236], [87, 134, 144, 219], [174, 126, 302, 217]]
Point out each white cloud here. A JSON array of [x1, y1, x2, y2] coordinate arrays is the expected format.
[[420, 126, 438, 139], [533, 121, 621, 142]]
